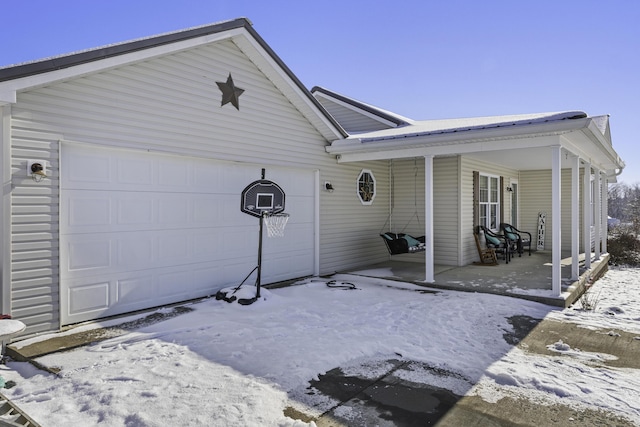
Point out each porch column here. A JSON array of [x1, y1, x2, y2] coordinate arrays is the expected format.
[[594, 169, 601, 260], [601, 172, 608, 254], [551, 145, 561, 296], [424, 155, 434, 283], [570, 154, 580, 281], [583, 161, 592, 270], [1, 105, 11, 315]]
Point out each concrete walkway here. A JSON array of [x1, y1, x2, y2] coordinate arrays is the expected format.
[[288, 316, 638, 426]]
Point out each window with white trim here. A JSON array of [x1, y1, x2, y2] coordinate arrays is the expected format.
[[479, 173, 500, 230]]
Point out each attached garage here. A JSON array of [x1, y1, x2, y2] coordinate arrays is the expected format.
[[0, 18, 394, 337], [59, 143, 317, 325]]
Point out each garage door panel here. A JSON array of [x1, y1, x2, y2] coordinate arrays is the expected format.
[[266, 169, 315, 196], [64, 191, 243, 233], [118, 276, 154, 305], [158, 195, 190, 224], [117, 157, 154, 186], [61, 144, 315, 325], [118, 197, 154, 225], [286, 196, 315, 224], [117, 237, 153, 269], [158, 158, 190, 187], [157, 270, 192, 299], [68, 196, 111, 228], [66, 151, 112, 186], [68, 239, 111, 271], [67, 281, 110, 315]]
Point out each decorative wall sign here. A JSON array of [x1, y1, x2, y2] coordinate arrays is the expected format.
[[216, 73, 244, 110], [537, 212, 546, 250]]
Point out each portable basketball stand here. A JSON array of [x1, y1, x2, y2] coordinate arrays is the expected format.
[[215, 169, 288, 305]]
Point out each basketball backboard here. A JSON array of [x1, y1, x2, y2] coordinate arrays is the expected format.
[[240, 179, 285, 218]]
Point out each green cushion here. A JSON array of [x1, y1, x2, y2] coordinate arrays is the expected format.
[[402, 235, 421, 247], [485, 234, 501, 246]]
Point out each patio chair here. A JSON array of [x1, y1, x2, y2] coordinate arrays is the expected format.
[[500, 223, 532, 256], [478, 226, 511, 263], [473, 227, 498, 266], [380, 232, 426, 255]]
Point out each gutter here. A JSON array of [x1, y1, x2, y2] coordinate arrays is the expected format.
[[327, 115, 588, 155]]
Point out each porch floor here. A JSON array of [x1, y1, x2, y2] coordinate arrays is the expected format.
[[341, 251, 610, 307]]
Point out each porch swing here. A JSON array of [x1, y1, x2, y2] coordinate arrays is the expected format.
[[380, 159, 426, 255]]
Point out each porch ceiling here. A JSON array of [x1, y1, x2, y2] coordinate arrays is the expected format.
[[465, 146, 571, 171]]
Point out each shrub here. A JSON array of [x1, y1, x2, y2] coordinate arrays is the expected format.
[[608, 230, 640, 266]]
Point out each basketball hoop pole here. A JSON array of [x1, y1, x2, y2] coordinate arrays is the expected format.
[[255, 168, 265, 298], [255, 211, 265, 298]]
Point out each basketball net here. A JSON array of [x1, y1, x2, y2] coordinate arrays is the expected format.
[[264, 213, 289, 237]]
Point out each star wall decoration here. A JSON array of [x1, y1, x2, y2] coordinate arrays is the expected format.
[[216, 73, 245, 110]]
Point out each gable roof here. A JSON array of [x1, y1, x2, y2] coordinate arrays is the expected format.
[[0, 18, 347, 140], [311, 86, 413, 131]]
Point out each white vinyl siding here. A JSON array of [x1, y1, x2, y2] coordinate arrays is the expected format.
[[7, 39, 384, 334], [384, 157, 459, 266], [460, 157, 518, 265], [520, 169, 576, 253], [9, 128, 61, 335], [318, 160, 390, 273]]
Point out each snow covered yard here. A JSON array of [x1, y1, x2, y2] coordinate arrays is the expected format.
[[1, 267, 639, 426]]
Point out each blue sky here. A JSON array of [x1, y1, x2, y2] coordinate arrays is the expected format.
[[2, 0, 638, 183]]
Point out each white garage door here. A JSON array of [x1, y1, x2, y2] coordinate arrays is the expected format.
[[60, 143, 316, 325]]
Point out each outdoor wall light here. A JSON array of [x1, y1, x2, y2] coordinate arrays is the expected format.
[[324, 181, 334, 192], [506, 186, 513, 192], [27, 160, 47, 182]]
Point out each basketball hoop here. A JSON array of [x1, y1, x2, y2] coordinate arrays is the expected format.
[[264, 212, 289, 237]]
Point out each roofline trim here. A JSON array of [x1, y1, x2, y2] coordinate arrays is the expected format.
[[0, 18, 251, 82], [311, 86, 411, 128], [327, 116, 592, 154]]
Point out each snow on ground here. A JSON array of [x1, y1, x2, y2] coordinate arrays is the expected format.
[[1, 267, 639, 426]]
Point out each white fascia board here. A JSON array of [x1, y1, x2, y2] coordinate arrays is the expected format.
[[585, 119, 625, 171], [233, 34, 345, 142], [0, 28, 245, 105], [331, 134, 566, 163], [562, 123, 625, 175], [327, 119, 585, 159]]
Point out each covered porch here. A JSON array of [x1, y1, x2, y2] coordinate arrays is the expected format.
[[342, 251, 610, 307], [326, 110, 624, 300]]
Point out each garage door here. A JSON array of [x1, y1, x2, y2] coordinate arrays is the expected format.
[[60, 143, 316, 325]]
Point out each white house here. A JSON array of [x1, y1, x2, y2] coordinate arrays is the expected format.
[[0, 18, 625, 337]]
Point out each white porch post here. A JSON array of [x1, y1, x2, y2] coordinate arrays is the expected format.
[[570, 154, 580, 281], [594, 169, 601, 260], [424, 155, 434, 283], [551, 145, 562, 296], [583, 162, 592, 270], [1, 105, 11, 315], [601, 173, 608, 254]]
